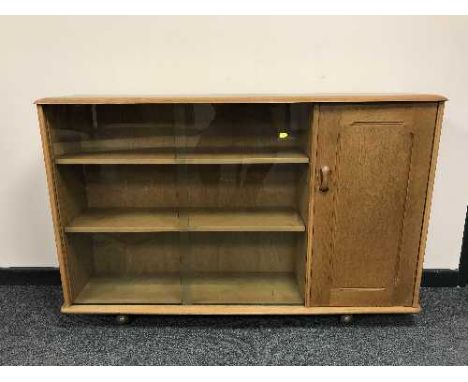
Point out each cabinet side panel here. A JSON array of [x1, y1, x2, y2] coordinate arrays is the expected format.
[[412, 102, 445, 306], [391, 104, 439, 305], [37, 105, 72, 305]]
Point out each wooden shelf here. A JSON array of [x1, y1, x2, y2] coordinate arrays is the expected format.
[[65, 208, 306, 233], [187, 272, 303, 305], [179, 150, 308, 164], [56, 150, 176, 165], [55, 149, 309, 165], [75, 275, 182, 304], [65, 208, 180, 233], [74, 273, 302, 305], [187, 209, 305, 231], [55, 149, 176, 164]]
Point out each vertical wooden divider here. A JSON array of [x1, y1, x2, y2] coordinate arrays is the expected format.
[[304, 104, 320, 306]]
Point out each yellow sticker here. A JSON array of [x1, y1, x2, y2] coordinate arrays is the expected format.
[[279, 132, 289, 139]]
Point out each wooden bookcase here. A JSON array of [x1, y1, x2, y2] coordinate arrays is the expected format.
[[36, 94, 446, 319]]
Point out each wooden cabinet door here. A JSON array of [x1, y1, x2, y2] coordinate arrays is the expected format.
[[308, 103, 439, 307]]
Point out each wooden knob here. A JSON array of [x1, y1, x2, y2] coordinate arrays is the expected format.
[[319, 166, 330, 192]]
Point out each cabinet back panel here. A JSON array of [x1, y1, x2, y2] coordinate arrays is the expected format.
[[183, 164, 304, 208], [84, 165, 178, 208], [91, 233, 182, 275], [81, 164, 304, 209], [183, 104, 309, 152], [184, 232, 299, 273], [67, 232, 300, 276]]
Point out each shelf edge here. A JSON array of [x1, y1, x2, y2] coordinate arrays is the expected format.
[[65, 227, 306, 233], [55, 157, 310, 165]]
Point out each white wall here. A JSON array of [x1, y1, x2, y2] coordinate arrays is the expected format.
[[0, 16, 466, 268]]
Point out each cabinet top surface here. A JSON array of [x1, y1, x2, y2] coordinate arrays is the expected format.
[[35, 93, 447, 104]]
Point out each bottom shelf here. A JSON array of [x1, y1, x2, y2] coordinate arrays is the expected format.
[[74, 273, 303, 305], [187, 273, 302, 304], [75, 275, 182, 304]]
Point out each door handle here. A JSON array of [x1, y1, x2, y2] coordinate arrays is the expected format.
[[319, 166, 330, 192]]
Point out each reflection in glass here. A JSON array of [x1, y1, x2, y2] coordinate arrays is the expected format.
[[45, 103, 311, 305]]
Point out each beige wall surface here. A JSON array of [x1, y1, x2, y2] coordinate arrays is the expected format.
[[0, 16, 466, 268]]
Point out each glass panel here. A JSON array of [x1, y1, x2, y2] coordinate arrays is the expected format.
[[47, 103, 311, 306], [183, 232, 305, 305], [179, 103, 309, 161], [45, 104, 177, 162], [66, 233, 182, 304], [179, 104, 309, 305]]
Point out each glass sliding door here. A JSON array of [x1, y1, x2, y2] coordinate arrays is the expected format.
[[45, 102, 311, 306]]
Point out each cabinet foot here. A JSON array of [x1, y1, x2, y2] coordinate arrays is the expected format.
[[340, 314, 353, 324], [115, 314, 131, 325]]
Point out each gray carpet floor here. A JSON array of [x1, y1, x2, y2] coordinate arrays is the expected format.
[[0, 285, 467, 365]]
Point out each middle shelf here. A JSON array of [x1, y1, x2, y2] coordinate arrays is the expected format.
[[65, 208, 306, 233], [55, 148, 309, 165]]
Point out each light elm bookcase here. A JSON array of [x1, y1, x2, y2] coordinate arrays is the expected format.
[[36, 94, 445, 323]]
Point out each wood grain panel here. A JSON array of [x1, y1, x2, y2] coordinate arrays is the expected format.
[[92, 233, 182, 275], [84, 165, 179, 208], [304, 105, 321, 306], [65, 235, 94, 300], [184, 164, 304, 209], [309, 103, 438, 307], [81, 164, 306, 210], [332, 123, 413, 288], [412, 102, 445, 307], [185, 232, 299, 273], [329, 288, 390, 307]]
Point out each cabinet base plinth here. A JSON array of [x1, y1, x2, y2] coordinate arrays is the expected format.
[[61, 304, 421, 315]]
